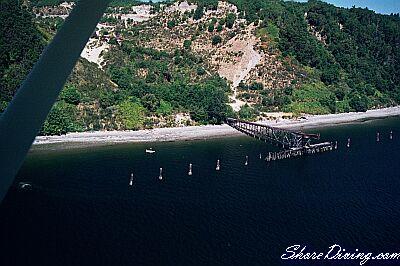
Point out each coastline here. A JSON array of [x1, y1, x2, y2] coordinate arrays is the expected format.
[[33, 106, 400, 148]]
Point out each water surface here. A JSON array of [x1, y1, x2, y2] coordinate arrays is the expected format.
[[1, 117, 400, 265]]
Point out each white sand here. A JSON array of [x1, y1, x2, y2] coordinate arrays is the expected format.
[[33, 106, 400, 147], [259, 106, 400, 130]]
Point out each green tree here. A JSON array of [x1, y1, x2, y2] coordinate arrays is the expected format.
[[60, 86, 82, 105], [212, 35, 222, 45], [0, 101, 8, 113], [197, 67, 206, 76], [193, 6, 204, 20], [117, 100, 145, 130], [41, 101, 82, 135], [238, 104, 257, 120], [167, 20, 175, 29], [0, 0, 45, 103], [226, 13, 236, 29], [141, 93, 160, 112], [349, 92, 370, 112], [156, 100, 173, 116], [183, 39, 192, 50], [208, 23, 215, 32]]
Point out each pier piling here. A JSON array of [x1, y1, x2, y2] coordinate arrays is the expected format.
[[188, 164, 193, 176], [216, 160, 220, 171], [129, 173, 134, 186], [159, 168, 163, 180]]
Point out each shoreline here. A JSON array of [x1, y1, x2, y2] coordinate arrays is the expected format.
[[33, 106, 400, 148]]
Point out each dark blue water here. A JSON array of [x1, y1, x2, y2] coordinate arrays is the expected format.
[[1, 117, 400, 266]]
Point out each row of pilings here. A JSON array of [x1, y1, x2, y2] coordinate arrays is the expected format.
[[129, 131, 394, 183]]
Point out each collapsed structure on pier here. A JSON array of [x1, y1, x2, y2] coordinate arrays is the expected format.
[[226, 118, 336, 161]]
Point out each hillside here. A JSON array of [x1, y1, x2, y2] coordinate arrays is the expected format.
[[1, 0, 399, 135]]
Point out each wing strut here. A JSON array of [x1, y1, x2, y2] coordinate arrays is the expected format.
[[0, 0, 110, 203]]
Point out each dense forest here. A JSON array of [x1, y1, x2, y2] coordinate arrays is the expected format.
[[1, 0, 399, 135]]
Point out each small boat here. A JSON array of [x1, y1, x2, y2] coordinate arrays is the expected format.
[[129, 173, 134, 186], [145, 148, 156, 154], [18, 182, 32, 190]]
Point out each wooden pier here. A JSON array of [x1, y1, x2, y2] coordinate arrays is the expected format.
[[227, 118, 321, 149], [226, 118, 335, 161]]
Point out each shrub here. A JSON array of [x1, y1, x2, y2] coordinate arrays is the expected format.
[[226, 13, 236, 29], [167, 20, 175, 29], [41, 101, 82, 135], [183, 39, 192, 49], [156, 100, 173, 116], [60, 86, 82, 105], [117, 100, 145, 130], [197, 67, 206, 76], [141, 93, 160, 112], [212, 35, 222, 45], [193, 6, 204, 20], [349, 92, 370, 112], [238, 104, 258, 120]]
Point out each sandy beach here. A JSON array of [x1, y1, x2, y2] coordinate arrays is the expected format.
[[33, 106, 400, 147]]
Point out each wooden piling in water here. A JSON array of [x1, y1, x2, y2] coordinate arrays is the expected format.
[[159, 168, 163, 180], [188, 164, 193, 176], [216, 160, 220, 171]]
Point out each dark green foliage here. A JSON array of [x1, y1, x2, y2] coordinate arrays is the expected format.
[[225, 13, 236, 29], [250, 82, 264, 90], [183, 39, 192, 49], [167, 20, 176, 29], [59, 86, 81, 105], [238, 104, 258, 120], [284, 86, 293, 96], [104, 41, 230, 124], [141, 93, 160, 112], [349, 92, 370, 112], [0, 0, 45, 103], [212, 35, 222, 45], [0, 101, 8, 113], [197, 67, 206, 76], [40, 101, 82, 135], [29, 0, 69, 6], [208, 23, 215, 32], [193, 6, 204, 20]]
